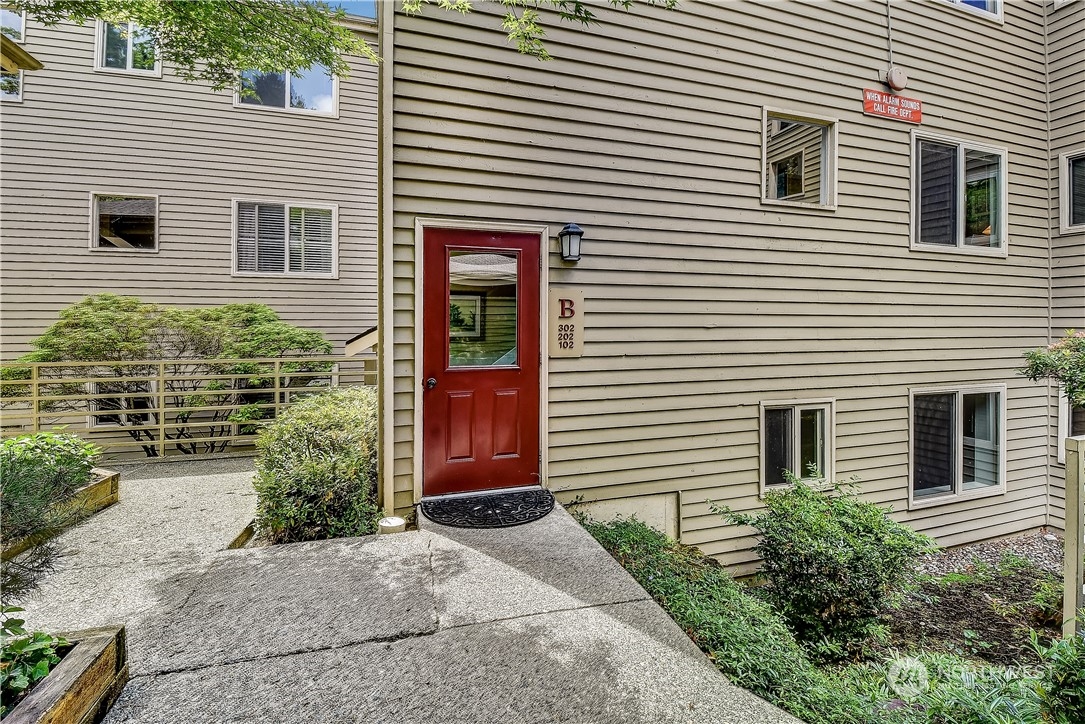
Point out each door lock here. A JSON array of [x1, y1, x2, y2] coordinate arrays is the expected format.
[[425, 377, 437, 389]]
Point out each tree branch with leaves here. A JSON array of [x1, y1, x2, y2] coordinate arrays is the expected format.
[[1021, 330, 1085, 408], [9, 0, 378, 89]]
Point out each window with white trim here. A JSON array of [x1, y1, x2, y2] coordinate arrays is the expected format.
[[96, 21, 159, 73], [92, 194, 158, 250], [1060, 151, 1085, 234], [1, 5, 25, 41], [942, 0, 1002, 19], [911, 385, 1006, 505], [1, 5, 24, 102], [762, 110, 837, 209], [761, 400, 834, 489], [238, 66, 336, 115], [235, 201, 336, 276], [1, 71, 20, 102], [913, 133, 1007, 254]]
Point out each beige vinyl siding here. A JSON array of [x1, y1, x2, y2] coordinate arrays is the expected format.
[[1045, 0, 1085, 530], [391, 1, 1055, 562], [0, 20, 379, 357]]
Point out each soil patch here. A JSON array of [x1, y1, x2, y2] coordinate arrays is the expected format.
[[877, 556, 1063, 666]]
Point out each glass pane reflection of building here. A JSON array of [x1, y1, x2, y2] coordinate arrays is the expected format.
[[448, 252, 519, 367]]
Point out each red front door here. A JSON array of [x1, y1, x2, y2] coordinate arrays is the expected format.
[[421, 228, 541, 496]]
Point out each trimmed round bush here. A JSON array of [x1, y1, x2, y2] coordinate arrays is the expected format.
[[253, 386, 380, 544], [719, 478, 933, 652]]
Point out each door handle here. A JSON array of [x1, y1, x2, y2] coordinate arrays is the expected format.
[[425, 377, 437, 390]]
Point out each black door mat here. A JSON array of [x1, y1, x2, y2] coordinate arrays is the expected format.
[[420, 489, 555, 529]]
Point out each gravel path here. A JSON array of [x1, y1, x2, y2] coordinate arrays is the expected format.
[[917, 530, 1065, 577]]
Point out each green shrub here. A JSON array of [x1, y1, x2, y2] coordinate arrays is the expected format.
[[0, 605, 68, 718], [1033, 629, 1085, 723], [253, 386, 381, 544], [717, 477, 933, 653], [1, 432, 99, 600], [582, 516, 870, 724]]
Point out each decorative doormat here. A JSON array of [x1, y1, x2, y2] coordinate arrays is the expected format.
[[420, 489, 555, 529]]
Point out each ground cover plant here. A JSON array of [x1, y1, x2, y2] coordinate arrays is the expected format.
[[253, 386, 381, 543], [580, 513, 1085, 724]]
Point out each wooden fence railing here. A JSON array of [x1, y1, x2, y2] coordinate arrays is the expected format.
[[1065, 436, 1085, 637], [0, 356, 376, 460]]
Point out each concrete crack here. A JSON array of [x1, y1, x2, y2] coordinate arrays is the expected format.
[[132, 627, 443, 679]]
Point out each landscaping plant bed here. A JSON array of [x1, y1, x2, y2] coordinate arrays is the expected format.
[[3, 625, 127, 724], [581, 514, 1084, 724]]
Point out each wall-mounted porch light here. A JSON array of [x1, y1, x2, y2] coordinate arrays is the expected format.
[[558, 223, 584, 262]]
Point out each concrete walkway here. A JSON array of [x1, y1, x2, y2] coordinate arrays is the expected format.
[[17, 457, 257, 633], [20, 461, 798, 723]]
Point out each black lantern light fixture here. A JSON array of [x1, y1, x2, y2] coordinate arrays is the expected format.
[[558, 223, 584, 262]]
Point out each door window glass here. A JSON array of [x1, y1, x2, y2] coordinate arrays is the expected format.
[[448, 251, 518, 367]]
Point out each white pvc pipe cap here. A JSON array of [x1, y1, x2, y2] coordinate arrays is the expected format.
[[378, 516, 406, 534]]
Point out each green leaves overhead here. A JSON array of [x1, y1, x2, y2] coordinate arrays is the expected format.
[[10, 0, 377, 90]]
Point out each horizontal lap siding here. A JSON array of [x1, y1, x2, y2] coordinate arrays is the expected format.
[[0, 21, 379, 357], [392, 1, 1053, 557], [1045, 0, 1085, 530]]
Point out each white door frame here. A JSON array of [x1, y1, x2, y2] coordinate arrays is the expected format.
[[413, 217, 550, 503]]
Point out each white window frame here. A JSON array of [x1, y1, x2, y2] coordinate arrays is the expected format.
[[908, 383, 1007, 509], [1, 70, 23, 103], [1052, 0, 1077, 10], [231, 198, 339, 279], [1059, 150, 1085, 235], [88, 192, 160, 253], [761, 107, 838, 211], [233, 70, 340, 119], [910, 130, 1009, 258], [1, 6, 26, 102], [937, 0, 1004, 23], [1, 6, 26, 42], [93, 19, 162, 76], [759, 398, 836, 495]]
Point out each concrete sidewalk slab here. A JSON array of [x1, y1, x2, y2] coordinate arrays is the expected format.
[[109, 600, 793, 724], [425, 506, 651, 627], [100, 502, 800, 723], [129, 534, 439, 675], [17, 458, 256, 634]]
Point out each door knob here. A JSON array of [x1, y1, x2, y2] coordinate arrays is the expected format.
[[425, 377, 437, 389]]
